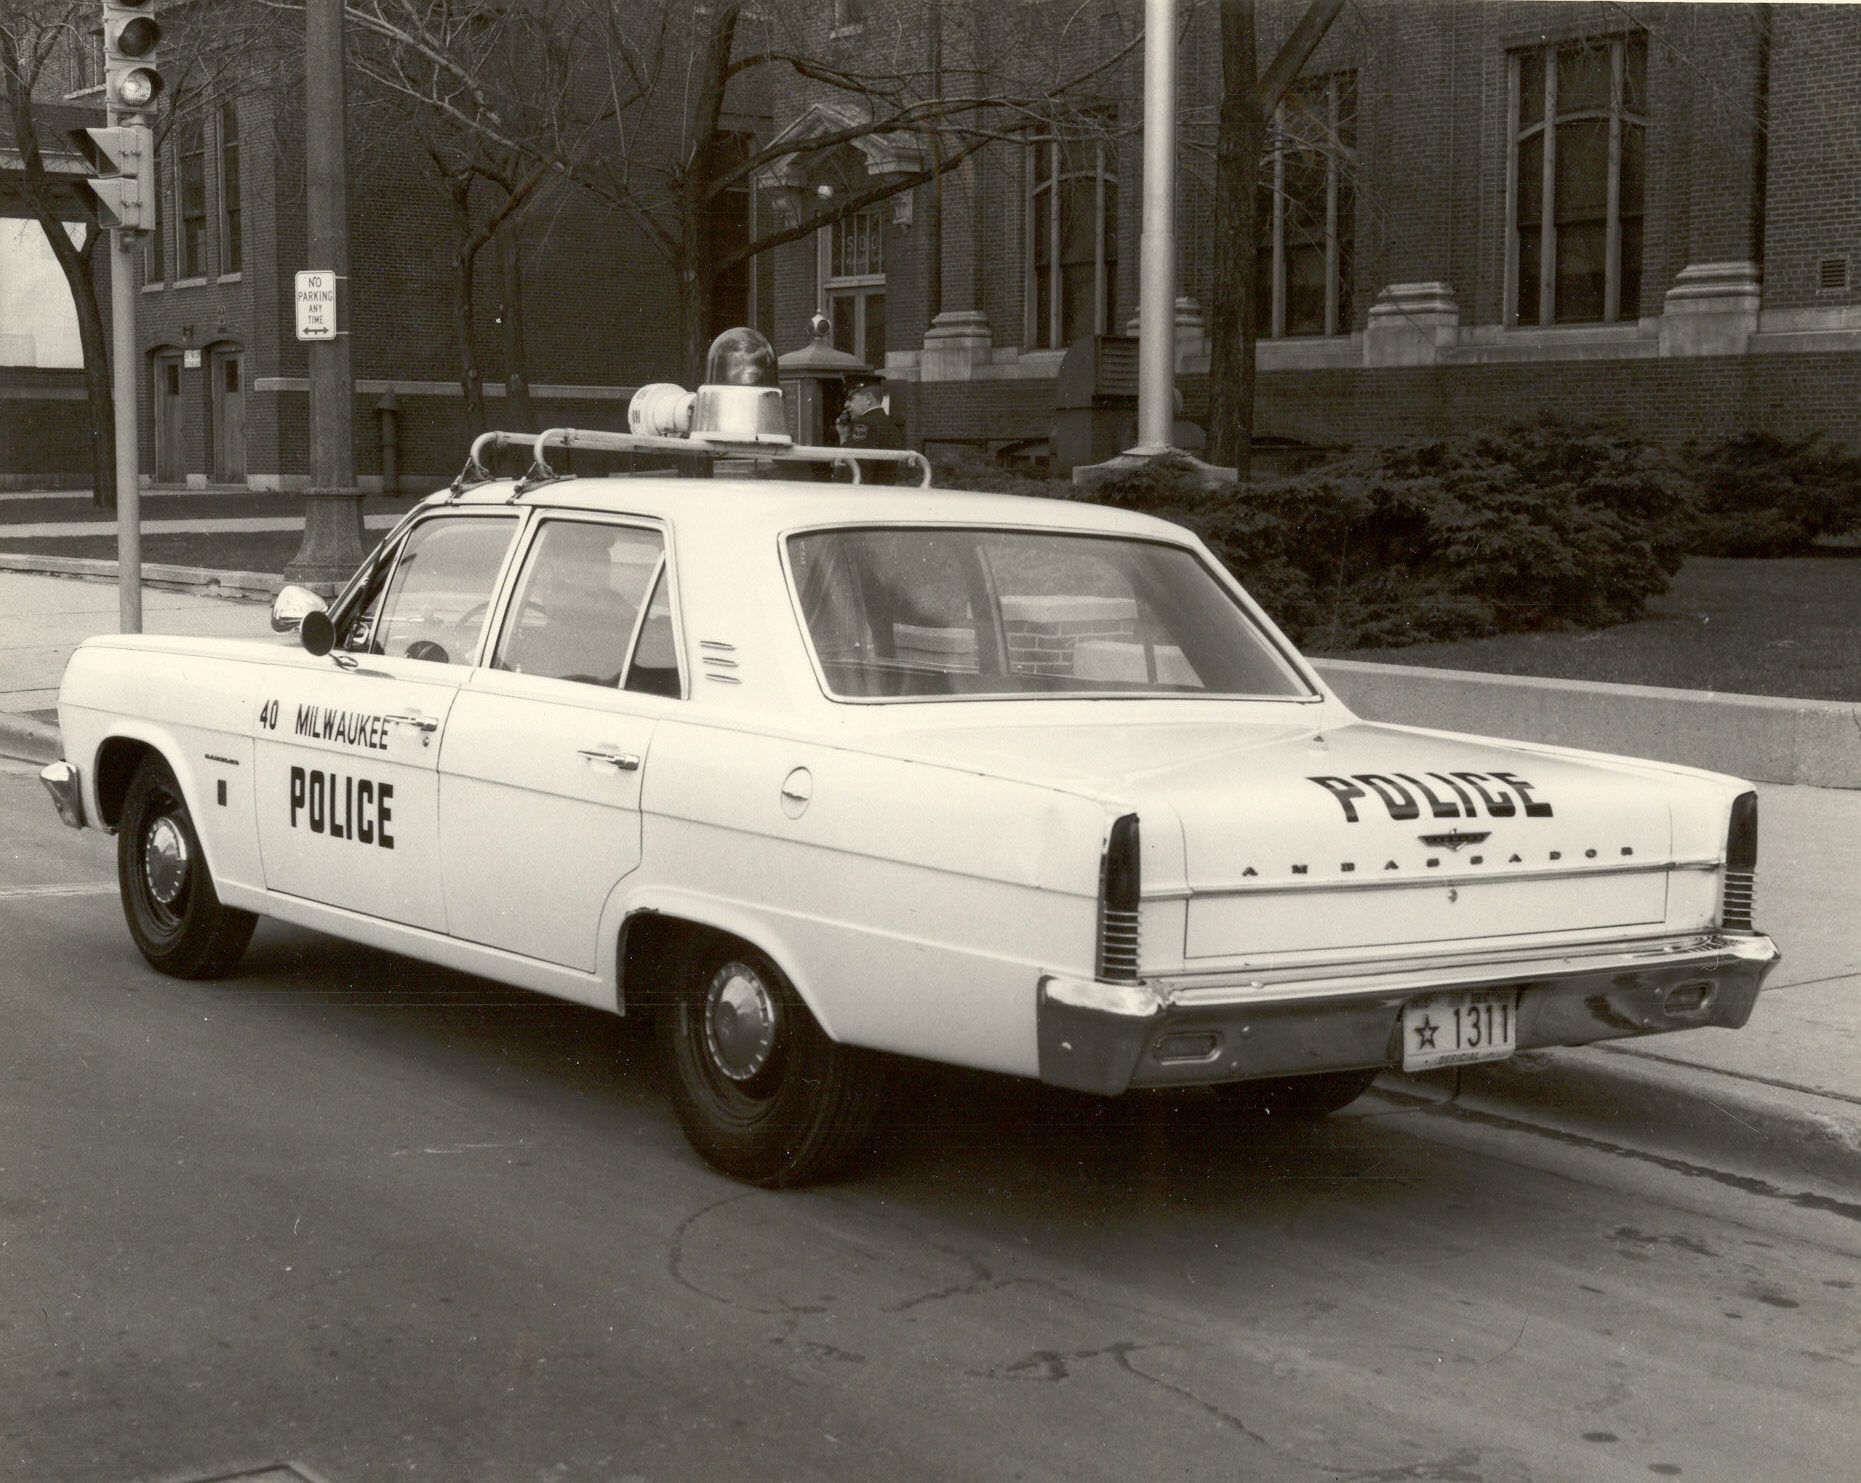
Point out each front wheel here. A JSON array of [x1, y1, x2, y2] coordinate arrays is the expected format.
[[658, 942, 885, 1186], [117, 757, 256, 979], [1215, 1067, 1380, 1119]]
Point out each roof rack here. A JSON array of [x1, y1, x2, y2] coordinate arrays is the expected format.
[[450, 425, 932, 498]]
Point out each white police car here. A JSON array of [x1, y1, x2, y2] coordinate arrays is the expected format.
[[40, 330, 1780, 1185]]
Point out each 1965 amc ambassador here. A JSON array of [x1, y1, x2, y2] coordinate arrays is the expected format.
[[41, 333, 1780, 1185]]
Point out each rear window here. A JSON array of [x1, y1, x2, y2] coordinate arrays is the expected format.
[[787, 527, 1313, 700]]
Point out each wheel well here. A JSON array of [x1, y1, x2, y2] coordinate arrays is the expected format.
[[94, 737, 161, 831], [620, 914, 766, 1016]]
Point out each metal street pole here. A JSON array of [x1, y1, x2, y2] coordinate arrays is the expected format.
[[285, 0, 366, 589], [1133, 0, 1178, 455], [110, 218, 141, 632]]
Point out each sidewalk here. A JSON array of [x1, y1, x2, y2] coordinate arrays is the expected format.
[[1, 564, 1857, 1195]]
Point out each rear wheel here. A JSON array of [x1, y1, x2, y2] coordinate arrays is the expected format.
[[117, 757, 256, 979], [658, 941, 884, 1186], [1216, 1067, 1380, 1119]]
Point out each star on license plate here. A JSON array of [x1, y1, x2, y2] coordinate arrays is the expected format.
[[1401, 988, 1519, 1072]]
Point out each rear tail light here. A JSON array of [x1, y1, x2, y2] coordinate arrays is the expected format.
[[1721, 790, 1758, 932], [1097, 813, 1141, 981]]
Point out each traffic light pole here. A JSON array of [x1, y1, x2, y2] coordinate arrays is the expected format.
[[111, 224, 141, 633]]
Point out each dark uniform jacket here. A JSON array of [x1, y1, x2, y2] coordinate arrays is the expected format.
[[841, 406, 906, 484]]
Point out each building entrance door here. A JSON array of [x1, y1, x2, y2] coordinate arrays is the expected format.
[[211, 349, 246, 483], [153, 354, 185, 484]]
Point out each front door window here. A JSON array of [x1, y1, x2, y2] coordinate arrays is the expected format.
[[254, 512, 521, 930]]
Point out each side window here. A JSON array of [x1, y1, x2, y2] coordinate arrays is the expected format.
[[491, 521, 674, 690], [623, 565, 682, 698], [343, 515, 519, 663]]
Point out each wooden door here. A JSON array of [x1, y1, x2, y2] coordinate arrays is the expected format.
[[211, 350, 246, 483], [153, 354, 185, 484]]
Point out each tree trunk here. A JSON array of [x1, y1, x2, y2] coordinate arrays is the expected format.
[[495, 224, 534, 434], [448, 178, 488, 438], [677, 1, 740, 383], [2, 30, 118, 506], [1207, 0, 1263, 479], [75, 232, 114, 507], [1206, 0, 1345, 480]]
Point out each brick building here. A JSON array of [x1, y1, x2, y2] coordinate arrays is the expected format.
[[763, 1, 1861, 465], [129, 75, 694, 493], [11, 1, 1860, 490], [2, 13, 748, 494]]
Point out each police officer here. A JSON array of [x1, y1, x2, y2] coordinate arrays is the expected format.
[[834, 380, 906, 484]]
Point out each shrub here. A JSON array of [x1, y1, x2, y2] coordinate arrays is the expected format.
[[1068, 421, 1694, 651], [1678, 432, 1861, 557]]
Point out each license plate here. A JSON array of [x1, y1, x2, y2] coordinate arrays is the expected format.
[[1401, 989, 1519, 1071]]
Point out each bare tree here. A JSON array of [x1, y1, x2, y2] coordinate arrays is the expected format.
[[3, 1, 116, 503], [1205, 0, 1342, 479], [339, 0, 612, 435], [341, 0, 1141, 385]]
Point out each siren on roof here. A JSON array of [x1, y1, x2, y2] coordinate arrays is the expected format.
[[627, 327, 793, 448]]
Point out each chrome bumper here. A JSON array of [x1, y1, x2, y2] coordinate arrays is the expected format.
[[1037, 931, 1782, 1096], [40, 760, 84, 830]]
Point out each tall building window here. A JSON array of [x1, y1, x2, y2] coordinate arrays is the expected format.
[[1257, 72, 1356, 338], [145, 147, 165, 282], [219, 103, 241, 275], [1025, 131, 1118, 350], [821, 203, 885, 365], [178, 116, 207, 278], [1512, 33, 1647, 326]]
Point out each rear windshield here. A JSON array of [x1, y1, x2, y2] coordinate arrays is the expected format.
[[787, 527, 1314, 700]]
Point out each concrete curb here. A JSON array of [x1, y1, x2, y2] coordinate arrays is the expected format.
[[1376, 1040, 1861, 1197], [0, 552, 281, 602], [1316, 658, 1861, 790], [0, 711, 58, 766]]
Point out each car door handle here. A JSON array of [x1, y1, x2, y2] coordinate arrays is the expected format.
[[578, 746, 641, 772], [384, 711, 439, 733]]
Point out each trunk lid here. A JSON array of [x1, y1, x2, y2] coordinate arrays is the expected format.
[[877, 716, 1679, 959]]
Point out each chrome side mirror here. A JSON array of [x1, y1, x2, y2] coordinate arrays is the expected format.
[[271, 583, 328, 634]]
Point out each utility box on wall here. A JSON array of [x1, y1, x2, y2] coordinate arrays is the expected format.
[[1052, 336, 1138, 477]]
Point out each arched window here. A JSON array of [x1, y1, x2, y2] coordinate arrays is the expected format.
[[820, 202, 886, 365], [1512, 33, 1647, 325], [1025, 130, 1118, 350], [1257, 73, 1356, 338]]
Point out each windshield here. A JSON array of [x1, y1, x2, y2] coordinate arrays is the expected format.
[[787, 527, 1314, 700]]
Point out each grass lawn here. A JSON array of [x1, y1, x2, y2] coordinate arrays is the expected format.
[[1313, 554, 1861, 702]]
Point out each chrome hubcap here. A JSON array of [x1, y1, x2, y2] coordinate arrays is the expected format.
[[144, 815, 189, 906], [704, 963, 778, 1081]]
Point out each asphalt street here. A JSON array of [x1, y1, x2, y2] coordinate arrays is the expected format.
[[2, 761, 1857, 1483]]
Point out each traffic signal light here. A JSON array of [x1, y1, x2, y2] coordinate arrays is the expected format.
[[102, 0, 162, 120], [70, 124, 154, 232]]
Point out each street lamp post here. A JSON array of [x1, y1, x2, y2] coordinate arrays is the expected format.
[[284, 0, 366, 589], [1132, 0, 1178, 457]]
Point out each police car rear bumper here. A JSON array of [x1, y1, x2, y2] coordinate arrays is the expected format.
[[41, 760, 85, 830], [1036, 930, 1782, 1096]]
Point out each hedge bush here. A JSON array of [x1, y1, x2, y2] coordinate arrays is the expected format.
[[936, 421, 1695, 652], [1677, 432, 1861, 557]]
